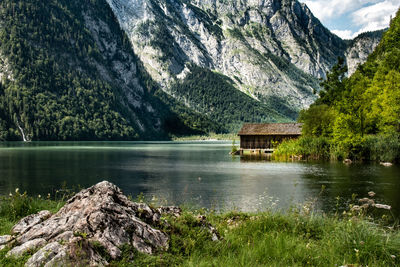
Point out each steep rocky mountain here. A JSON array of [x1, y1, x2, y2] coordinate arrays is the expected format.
[[0, 0, 383, 140], [0, 0, 223, 141], [106, 0, 382, 119]]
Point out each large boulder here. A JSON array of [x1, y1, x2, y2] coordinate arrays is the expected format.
[[0, 181, 177, 266]]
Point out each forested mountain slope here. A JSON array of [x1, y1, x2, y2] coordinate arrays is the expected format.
[[0, 0, 226, 140], [298, 9, 400, 161], [0, 0, 383, 140], [0, 0, 161, 140]]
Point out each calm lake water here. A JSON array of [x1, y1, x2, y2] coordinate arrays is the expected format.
[[0, 141, 399, 216]]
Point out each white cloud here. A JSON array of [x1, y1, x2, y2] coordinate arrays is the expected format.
[[351, 0, 399, 35], [331, 29, 354, 39], [301, 0, 381, 22], [300, 0, 399, 38]]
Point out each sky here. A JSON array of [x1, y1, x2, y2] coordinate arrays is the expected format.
[[299, 0, 400, 39]]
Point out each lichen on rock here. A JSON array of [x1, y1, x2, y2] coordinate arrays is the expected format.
[[2, 181, 176, 266]]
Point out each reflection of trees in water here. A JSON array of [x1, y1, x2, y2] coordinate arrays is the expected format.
[[300, 163, 400, 218]]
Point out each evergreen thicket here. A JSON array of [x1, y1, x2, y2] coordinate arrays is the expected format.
[[168, 65, 289, 132]]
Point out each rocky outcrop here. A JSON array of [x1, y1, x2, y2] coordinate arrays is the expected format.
[[0, 51, 14, 83], [0, 181, 178, 266], [345, 30, 383, 75]]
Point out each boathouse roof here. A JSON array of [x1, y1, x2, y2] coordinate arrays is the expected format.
[[238, 123, 303, 136]]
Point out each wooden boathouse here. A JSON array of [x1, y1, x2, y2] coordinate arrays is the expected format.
[[237, 123, 302, 153]]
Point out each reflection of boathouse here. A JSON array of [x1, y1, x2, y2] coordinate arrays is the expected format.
[[238, 123, 302, 153]]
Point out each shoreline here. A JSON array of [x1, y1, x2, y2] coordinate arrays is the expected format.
[[1, 184, 399, 266]]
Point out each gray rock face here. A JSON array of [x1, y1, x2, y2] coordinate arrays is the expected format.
[[78, 3, 162, 135], [0, 235, 12, 245], [4, 181, 172, 266], [106, 0, 381, 112], [0, 52, 14, 83], [345, 31, 383, 75], [7, 238, 47, 258], [12, 210, 52, 235], [0, 235, 12, 251]]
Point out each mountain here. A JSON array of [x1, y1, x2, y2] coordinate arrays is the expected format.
[[106, 0, 381, 119], [0, 0, 226, 141], [0, 0, 383, 140], [0, 0, 162, 140]]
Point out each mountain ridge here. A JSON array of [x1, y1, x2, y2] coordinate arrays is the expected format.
[[106, 0, 382, 115], [0, 0, 384, 140]]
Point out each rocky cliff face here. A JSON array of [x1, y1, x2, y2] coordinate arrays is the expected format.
[[80, 4, 162, 134], [345, 31, 384, 75], [106, 0, 381, 113], [0, 52, 13, 83]]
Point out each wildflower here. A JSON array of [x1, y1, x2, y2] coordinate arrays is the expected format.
[[368, 191, 376, 197], [15, 188, 19, 193], [47, 193, 51, 199], [391, 255, 396, 259], [360, 241, 365, 245], [9, 192, 12, 197], [351, 205, 361, 211], [361, 204, 370, 209], [374, 204, 391, 210], [354, 248, 359, 253], [38, 194, 41, 198]]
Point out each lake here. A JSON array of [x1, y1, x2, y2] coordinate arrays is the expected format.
[[0, 141, 399, 216]]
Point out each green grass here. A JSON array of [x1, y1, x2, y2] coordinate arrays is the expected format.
[[109, 209, 400, 266], [1, 192, 399, 266], [274, 134, 400, 162], [0, 189, 70, 235], [273, 136, 331, 161]]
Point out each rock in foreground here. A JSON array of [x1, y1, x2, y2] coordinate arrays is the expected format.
[[1, 181, 177, 266]]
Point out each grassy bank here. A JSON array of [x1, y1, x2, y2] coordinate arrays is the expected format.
[[274, 135, 400, 163], [1, 191, 399, 266]]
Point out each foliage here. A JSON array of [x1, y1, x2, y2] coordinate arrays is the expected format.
[[298, 104, 336, 137], [274, 137, 331, 161], [365, 133, 400, 162], [169, 65, 289, 132], [316, 57, 348, 106], [0, 0, 143, 141], [231, 139, 238, 154], [291, 9, 400, 162], [0, 191, 64, 235]]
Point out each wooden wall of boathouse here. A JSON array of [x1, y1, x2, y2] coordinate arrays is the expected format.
[[239, 135, 299, 149]]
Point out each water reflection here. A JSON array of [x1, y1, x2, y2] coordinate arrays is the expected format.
[[0, 141, 399, 217]]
